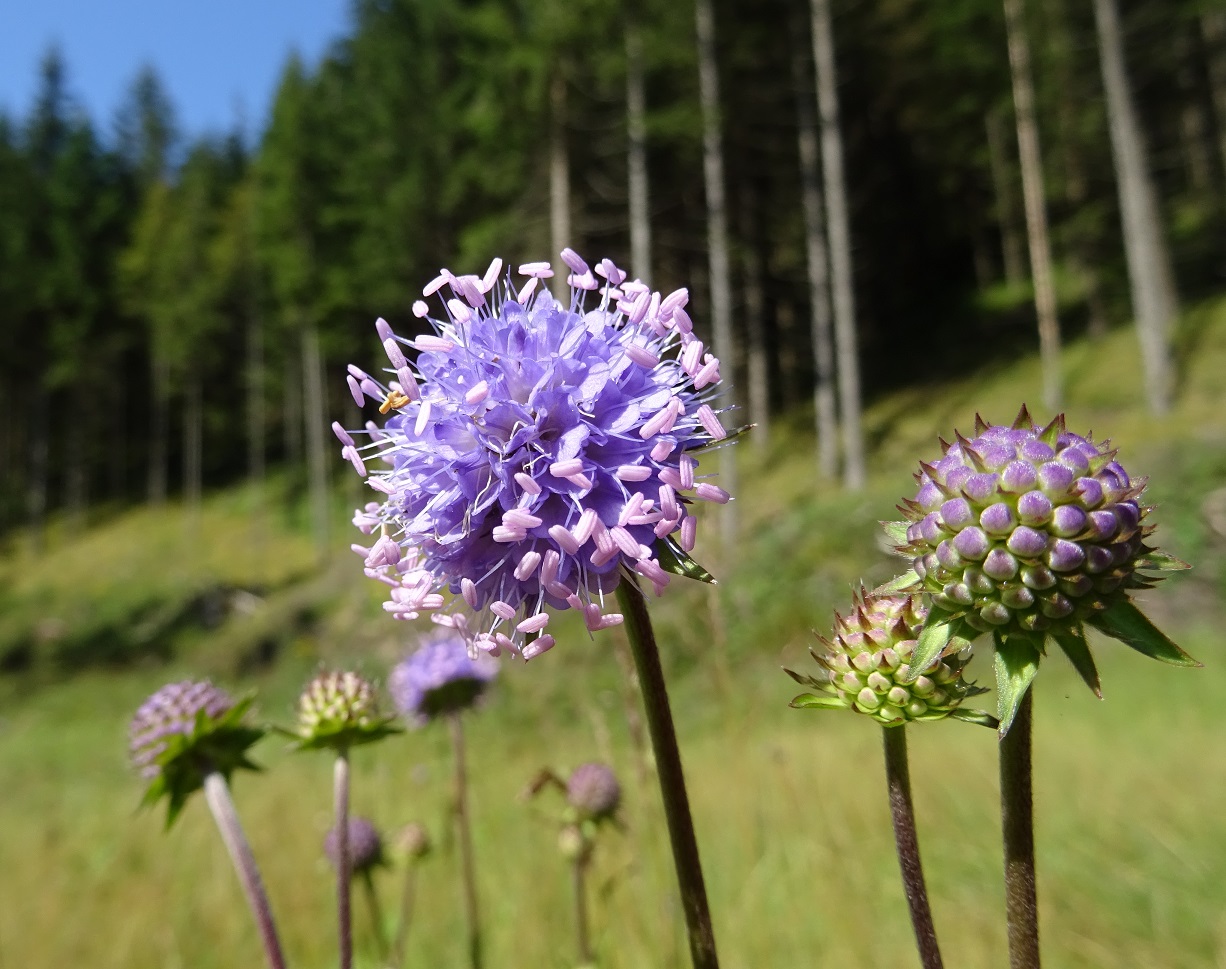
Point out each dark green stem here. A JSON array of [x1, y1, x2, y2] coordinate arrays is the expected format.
[[1000, 689, 1040, 969], [615, 579, 720, 969], [360, 869, 390, 963], [449, 712, 483, 969], [573, 850, 593, 966], [883, 726, 944, 969], [202, 772, 287, 969], [390, 862, 417, 969], [335, 751, 353, 969]]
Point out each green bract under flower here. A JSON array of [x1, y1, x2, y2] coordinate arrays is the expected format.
[[787, 592, 995, 728], [289, 670, 401, 752]]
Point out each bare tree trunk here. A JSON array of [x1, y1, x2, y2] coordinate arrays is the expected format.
[[147, 352, 169, 505], [1175, 28, 1213, 194], [1093, 0, 1178, 414], [986, 111, 1027, 286], [1003, 0, 1063, 410], [247, 311, 266, 497], [302, 325, 330, 559], [695, 0, 739, 546], [550, 70, 571, 301], [1201, 11, 1226, 194], [108, 378, 127, 501], [184, 374, 203, 528], [626, 16, 652, 286], [810, 0, 865, 489], [792, 25, 837, 480], [739, 186, 770, 451], [26, 386, 48, 554]]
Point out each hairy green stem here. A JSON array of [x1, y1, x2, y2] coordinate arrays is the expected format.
[[883, 726, 944, 969], [573, 850, 593, 966], [450, 712, 483, 969], [1000, 689, 1040, 969], [360, 868, 389, 963], [202, 771, 287, 969], [390, 862, 417, 969], [335, 751, 353, 969], [615, 579, 720, 969]]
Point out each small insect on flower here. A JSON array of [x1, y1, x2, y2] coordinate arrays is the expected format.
[[338, 251, 735, 658]]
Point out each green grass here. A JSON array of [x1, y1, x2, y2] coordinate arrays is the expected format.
[[2, 299, 1225, 967]]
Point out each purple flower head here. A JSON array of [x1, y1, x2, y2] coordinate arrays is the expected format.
[[339, 252, 732, 658], [389, 630, 499, 726], [129, 680, 234, 779], [566, 762, 622, 822], [324, 816, 385, 875]]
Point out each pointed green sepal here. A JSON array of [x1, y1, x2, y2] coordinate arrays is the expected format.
[[1134, 550, 1191, 572], [279, 715, 403, 753], [1051, 626, 1102, 698], [900, 609, 956, 682], [994, 633, 1041, 737], [881, 521, 911, 545], [789, 693, 848, 711], [1037, 413, 1065, 448], [947, 707, 1000, 729], [690, 423, 755, 452], [655, 539, 717, 584], [870, 570, 921, 596], [1087, 599, 1201, 667]]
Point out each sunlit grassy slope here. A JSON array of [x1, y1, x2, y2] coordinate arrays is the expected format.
[[1, 298, 1225, 968]]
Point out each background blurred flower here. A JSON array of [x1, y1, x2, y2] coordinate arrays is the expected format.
[[325, 816, 385, 876], [290, 669, 400, 751], [389, 630, 498, 727], [566, 762, 622, 823]]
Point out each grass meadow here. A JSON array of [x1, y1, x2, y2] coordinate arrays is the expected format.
[[2, 298, 1225, 968]]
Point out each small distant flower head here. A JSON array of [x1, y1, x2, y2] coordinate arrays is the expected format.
[[389, 629, 498, 726], [391, 821, 432, 864], [558, 824, 591, 863], [566, 762, 622, 822], [128, 680, 264, 824], [787, 592, 994, 727], [290, 669, 400, 751], [324, 816, 385, 876], [338, 251, 733, 658]]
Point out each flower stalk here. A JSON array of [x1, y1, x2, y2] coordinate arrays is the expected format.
[[616, 579, 720, 969], [1000, 689, 1039, 969], [572, 846, 593, 966], [882, 727, 943, 969], [202, 771, 287, 969], [450, 712, 483, 969], [335, 751, 353, 969], [360, 868, 390, 963]]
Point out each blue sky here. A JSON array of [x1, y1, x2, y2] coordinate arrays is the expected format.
[[0, 0, 352, 142]]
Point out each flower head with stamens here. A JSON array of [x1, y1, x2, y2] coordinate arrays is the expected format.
[[389, 629, 499, 727], [338, 250, 732, 657]]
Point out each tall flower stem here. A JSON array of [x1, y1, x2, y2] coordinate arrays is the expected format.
[[202, 771, 287, 969], [882, 726, 944, 969], [449, 712, 483, 969], [335, 751, 353, 969], [1000, 689, 1039, 969], [572, 851, 593, 966], [615, 579, 720, 969], [360, 869, 390, 963], [391, 863, 418, 969]]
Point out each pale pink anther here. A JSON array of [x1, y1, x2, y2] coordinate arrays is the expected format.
[[680, 453, 696, 489], [635, 557, 670, 587], [650, 439, 676, 461], [360, 378, 383, 400], [571, 509, 599, 545], [584, 602, 604, 631], [550, 458, 585, 478], [481, 258, 503, 292], [517, 613, 550, 634], [598, 613, 624, 629], [423, 274, 448, 297], [494, 632, 516, 653], [631, 510, 665, 526], [568, 271, 598, 291], [618, 492, 645, 526], [658, 468, 684, 490], [522, 634, 555, 660], [680, 340, 703, 375], [660, 287, 689, 317], [375, 317, 394, 341], [351, 543, 370, 558], [592, 520, 615, 554], [695, 356, 721, 388], [546, 580, 572, 599], [640, 405, 673, 439], [516, 277, 539, 303], [473, 632, 500, 656], [490, 600, 517, 621], [514, 472, 542, 495], [696, 482, 731, 503], [492, 525, 526, 543], [589, 545, 619, 568], [627, 290, 651, 324], [396, 367, 420, 400], [347, 364, 370, 380], [461, 578, 479, 608], [560, 248, 589, 275], [456, 275, 485, 307], [548, 524, 580, 554], [347, 375, 364, 407], [503, 509, 543, 530], [513, 551, 542, 581], [518, 261, 554, 278], [343, 447, 368, 476], [616, 464, 653, 482], [622, 280, 649, 296], [566, 472, 593, 490], [610, 526, 641, 558], [659, 484, 679, 520], [464, 380, 490, 404], [625, 344, 659, 369], [654, 515, 680, 538], [367, 477, 395, 494], [332, 422, 355, 447], [566, 593, 584, 610], [596, 258, 626, 285], [412, 300, 430, 318], [413, 400, 431, 436], [659, 397, 683, 434], [384, 337, 407, 369], [447, 298, 473, 323], [540, 549, 561, 586], [697, 404, 727, 439], [414, 334, 455, 352], [672, 307, 694, 335]]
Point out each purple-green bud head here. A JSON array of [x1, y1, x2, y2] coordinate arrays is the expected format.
[[130, 680, 235, 779], [292, 670, 399, 751], [566, 762, 622, 822], [788, 592, 990, 726], [392, 821, 432, 863], [324, 816, 385, 875], [895, 409, 1157, 636]]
